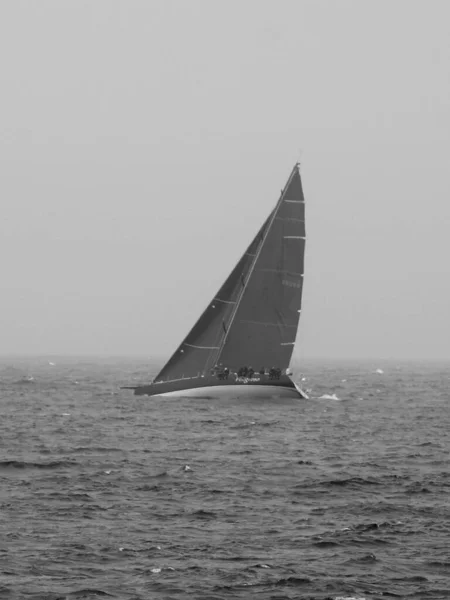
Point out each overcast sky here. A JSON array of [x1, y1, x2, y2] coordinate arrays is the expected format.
[[1, 0, 449, 360]]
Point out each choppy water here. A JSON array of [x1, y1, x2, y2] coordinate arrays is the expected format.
[[0, 357, 449, 600]]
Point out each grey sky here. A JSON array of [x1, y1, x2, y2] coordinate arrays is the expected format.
[[1, 0, 449, 360]]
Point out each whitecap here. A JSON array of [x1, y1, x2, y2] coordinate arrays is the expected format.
[[150, 568, 161, 574], [319, 393, 340, 401], [375, 368, 384, 374]]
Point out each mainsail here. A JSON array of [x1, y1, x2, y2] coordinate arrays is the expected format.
[[154, 164, 305, 382]]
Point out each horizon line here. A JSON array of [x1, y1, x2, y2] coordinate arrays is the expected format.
[[0, 353, 448, 363]]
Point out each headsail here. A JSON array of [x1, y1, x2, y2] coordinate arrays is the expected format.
[[217, 164, 305, 371], [154, 164, 305, 382], [153, 212, 273, 382]]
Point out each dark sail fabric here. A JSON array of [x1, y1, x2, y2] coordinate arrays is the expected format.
[[217, 165, 305, 371], [154, 213, 273, 382]]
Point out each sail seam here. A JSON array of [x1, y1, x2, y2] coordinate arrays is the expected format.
[[284, 236, 306, 239], [275, 217, 305, 223], [280, 342, 295, 345], [284, 199, 304, 203], [258, 269, 303, 276]]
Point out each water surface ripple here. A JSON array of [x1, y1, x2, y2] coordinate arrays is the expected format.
[[0, 358, 449, 599]]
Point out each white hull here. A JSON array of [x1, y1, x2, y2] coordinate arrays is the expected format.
[[153, 384, 308, 400]]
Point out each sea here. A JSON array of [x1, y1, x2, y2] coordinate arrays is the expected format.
[[0, 357, 449, 600]]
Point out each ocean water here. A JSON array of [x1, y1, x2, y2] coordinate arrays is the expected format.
[[0, 357, 449, 600]]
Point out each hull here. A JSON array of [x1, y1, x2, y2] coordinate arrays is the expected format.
[[125, 374, 308, 400], [151, 384, 303, 400]]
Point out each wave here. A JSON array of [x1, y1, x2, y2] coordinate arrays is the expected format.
[[426, 560, 450, 568], [190, 509, 217, 519], [353, 522, 391, 532], [392, 575, 428, 582], [347, 553, 377, 563], [145, 470, 168, 478], [12, 376, 35, 385], [323, 477, 379, 487], [44, 492, 93, 501], [136, 484, 162, 492], [314, 540, 340, 548], [214, 575, 311, 591], [64, 590, 114, 599], [274, 576, 311, 586], [66, 446, 124, 454], [0, 459, 77, 470], [218, 555, 263, 562]]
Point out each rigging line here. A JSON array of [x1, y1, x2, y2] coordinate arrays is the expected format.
[[215, 164, 301, 363]]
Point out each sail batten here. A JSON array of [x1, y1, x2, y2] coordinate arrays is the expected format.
[[240, 320, 298, 328], [275, 217, 305, 223], [258, 269, 303, 276], [184, 344, 220, 350], [214, 298, 236, 304]]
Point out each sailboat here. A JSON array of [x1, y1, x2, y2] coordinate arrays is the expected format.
[[125, 163, 308, 399]]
